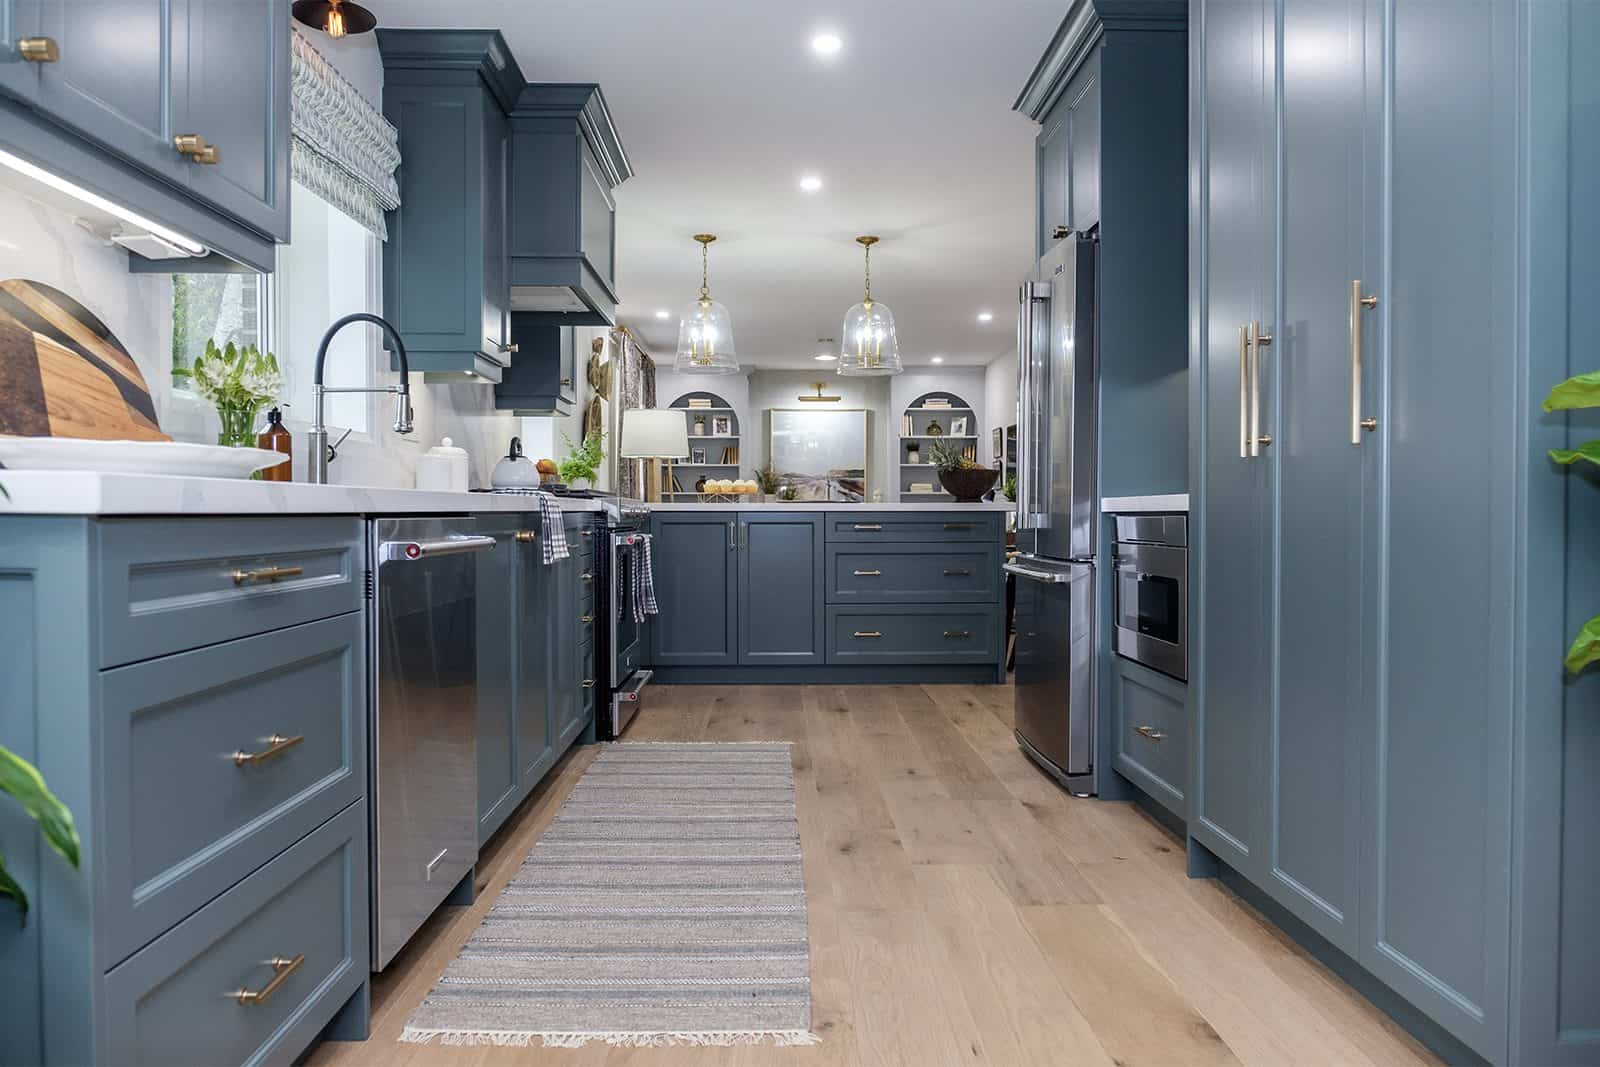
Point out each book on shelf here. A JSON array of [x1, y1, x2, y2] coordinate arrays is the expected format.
[[922, 398, 951, 409], [901, 414, 914, 435], [669, 471, 684, 493], [910, 482, 935, 494], [686, 398, 713, 409]]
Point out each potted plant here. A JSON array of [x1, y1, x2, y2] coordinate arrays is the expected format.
[[1001, 473, 1017, 502], [692, 414, 707, 437], [1544, 369, 1600, 672], [558, 429, 607, 489], [1, 744, 79, 925], [906, 441, 921, 465], [753, 461, 781, 503], [184, 340, 283, 449], [928, 438, 998, 502]]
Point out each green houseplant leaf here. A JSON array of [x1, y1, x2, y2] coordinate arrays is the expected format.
[[1565, 615, 1600, 675], [0, 853, 28, 924], [0, 745, 80, 924], [1543, 370, 1600, 412], [1549, 440, 1600, 469]]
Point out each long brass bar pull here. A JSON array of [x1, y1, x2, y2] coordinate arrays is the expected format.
[[233, 733, 304, 767], [231, 954, 304, 1005], [230, 565, 303, 585], [1239, 324, 1250, 459], [1350, 280, 1379, 443], [1251, 322, 1274, 453]]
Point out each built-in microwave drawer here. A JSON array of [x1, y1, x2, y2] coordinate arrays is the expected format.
[[826, 543, 999, 603], [823, 512, 1002, 543], [96, 517, 364, 667], [96, 613, 364, 966], [825, 604, 998, 663], [101, 801, 367, 1067]]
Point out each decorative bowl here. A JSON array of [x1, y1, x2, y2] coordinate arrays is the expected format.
[[936, 466, 999, 503]]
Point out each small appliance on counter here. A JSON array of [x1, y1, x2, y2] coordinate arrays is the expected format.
[[415, 437, 470, 492], [490, 436, 540, 490], [597, 501, 654, 739]]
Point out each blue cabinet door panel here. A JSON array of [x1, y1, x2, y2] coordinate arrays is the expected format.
[[738, 512, 823, 666], [1111, 657, 1187, 817], [475, 521, 520, 844], [516, 522, 555, 794], [649, 514, 738, 667], [0, 0, 42, 101], [825, 542, 1000, 604], [825, 604, 999, 665]]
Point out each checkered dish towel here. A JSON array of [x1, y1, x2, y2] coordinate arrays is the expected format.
[[631, 533, 658, 622], [536, 493, 569, 564]]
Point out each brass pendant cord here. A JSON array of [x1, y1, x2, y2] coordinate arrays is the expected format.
[[700, 240, 710, 302], [862, 242, 872, 304]]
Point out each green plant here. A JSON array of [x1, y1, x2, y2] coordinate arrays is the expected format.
[[0, 746, 80, 925], [927, 437, 983, 474], [1544, 370, 1600, 673], [558, 428, 607, 485], [183, 339, 282, 410], [753, 462, 782, 495], [1001, 473, 1017, 502]]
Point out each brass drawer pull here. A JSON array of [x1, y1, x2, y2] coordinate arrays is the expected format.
[[173, 134, 220, 164], [852, 630, 883, 639], [853, 569, 883, 577], [514, 530, 538, 543], [943, 630, 972, 639], [489, 338, 519, 354], [853, 523, 883, 531], [1135, 725, 1167, 742], [943, 568, 971, 577], [943, 523, 973, 530], [233, 733, 304, 767], [18, 36, 59, 63], [581, 678, 596, 688], [231, 953, 304, 1005], [229, 565, 303, 586], [580, 614, 594, 624]]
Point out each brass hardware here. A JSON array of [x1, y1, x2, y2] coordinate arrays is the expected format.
[[229, 565, 304, 586], [232, 733, 305, 767], [18, 36, 58, 62], [853, 569, 883, 577], [231, 954, 304, 1005], [580, 571, 594, 581], [514, 530, 538, 543], [580, 614, 594, 624], [798, 381, 842, 402], [1239, 325, 1249, 459], [1350, 281, 1378, 445], [1051, 225, 1072, 240], [1248, 323, 1273, 456], [581, 679, 596, 689], [1135, 725, 1167, 742], [1258, 434, 1274, 448], [561, 378, 573, 387], [853, 523, 883, 531], [943, 523, 973, 530], [943, 568, 971, 577], [488, 338, 518, 354], [853, 630, 883, 639], [943, 630, 972, 639], [174, 134, 219, 164]]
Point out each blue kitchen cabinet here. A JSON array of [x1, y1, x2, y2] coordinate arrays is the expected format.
[[649, 513, 739, 667], [737, 512, 824, 666], [0, 0, 42, 101], [497, 319, 577, 415], [378, 29, 523, 381], [549, 516, 596, 751], [1036, 92, 1069, 255], [1110, 656, 1187, 819], [475, 518, 521, 843], [1034, 47, 1100, 256], [516, 525, 557, 796]]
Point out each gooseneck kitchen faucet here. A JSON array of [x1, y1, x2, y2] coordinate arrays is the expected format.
[[308, 313, 413, 484]]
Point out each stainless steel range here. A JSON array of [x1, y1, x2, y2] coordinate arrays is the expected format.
[[599, 502, 653, 739]]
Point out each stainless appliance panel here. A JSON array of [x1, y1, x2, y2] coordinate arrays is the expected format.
[[1112, 513, 1188, 548], [1007, 558, 1095, 793], [1112, 534, 1189, 682], [609, 529, 646, 689], [370, 517, 489, 970]]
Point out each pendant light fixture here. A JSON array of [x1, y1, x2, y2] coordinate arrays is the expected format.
[[838, 235, 901, 376], [674, 234, 739, 374], [292, 0, 377, 38]]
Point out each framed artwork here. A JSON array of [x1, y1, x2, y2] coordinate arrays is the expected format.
[[992, 427, 1004, 469], [769, 408, 868, 501], [951, 415, 969, 436], [690, 447, 707, 464], [711, 414, 732, 436]]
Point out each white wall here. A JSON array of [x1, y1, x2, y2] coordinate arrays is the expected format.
[[983, 347, 1018, 465]]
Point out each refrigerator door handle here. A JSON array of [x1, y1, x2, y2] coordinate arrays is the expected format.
[[1017, 280, 1051, 529], [1004, 560, 1072, 584]]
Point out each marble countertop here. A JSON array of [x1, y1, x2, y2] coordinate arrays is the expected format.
[[647, 500, 1015, 513], [1100, 493, 1189, 513], [0, 472, 606, 516]]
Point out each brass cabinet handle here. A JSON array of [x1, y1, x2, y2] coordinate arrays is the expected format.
[[943, 568, 971, 577], [1051, 224, 1072, 240], [943, 630, 972, 639], [852, 630, 883, 639], [231, 954, 304, 1005], [581, 678, 596, 688], [561, 378, 573, 387], [580, 571, 594, 582], [943, 523, 973, 530], [1350, 280, 1379, 443], [1250, 322, 1273, 453], [514, 530, 538, 543], [233, 733, 304, 767], [488, 338, 519, 354], [853, 569, 882, 577], [580, 614, 594, 624], [1135, 725, 1167, 742], [18, 36, 58, 62], [229, 565, 303, 586], [853, 523, 883, 531], [173, 134, 219, 164]]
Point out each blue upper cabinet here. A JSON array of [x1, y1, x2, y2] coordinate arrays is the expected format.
[[506, 83, 632, 326], [0, 0, 43, 101], [496, 319, 577, 415], [378, 29, 524, 382]]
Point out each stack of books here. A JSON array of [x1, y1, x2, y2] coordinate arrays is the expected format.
[[718, 445, 739, 464], [922, 398, 952, 409], [909, 482, 936, 494], [901, 414, 915, 435], [686, 397, 713, 409]]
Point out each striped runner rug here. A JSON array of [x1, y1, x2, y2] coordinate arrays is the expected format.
[[400, 741, 818, 1049]]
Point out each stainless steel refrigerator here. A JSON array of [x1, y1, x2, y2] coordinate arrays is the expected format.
[[1006, 234, 1098, 796]]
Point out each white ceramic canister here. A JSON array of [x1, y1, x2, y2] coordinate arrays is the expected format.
[[416, 436, 470, 492]]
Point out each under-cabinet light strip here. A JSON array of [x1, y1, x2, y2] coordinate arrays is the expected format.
[[0, 147, 207, 256]]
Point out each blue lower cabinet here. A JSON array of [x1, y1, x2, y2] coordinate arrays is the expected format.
[[517, 533, 556, 793], [475, 519, 522, 844], [738, 512, 823, 665], [825, 542, 1000, 604], [823, 512, 1001, 543], [649, 513, 739, 667], [825, 604, 999, 665], [102, 801, 368, 1067], [1110, 657, 1187, 819]]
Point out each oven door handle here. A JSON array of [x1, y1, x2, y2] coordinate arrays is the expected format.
[[379, 535, 496, 563]]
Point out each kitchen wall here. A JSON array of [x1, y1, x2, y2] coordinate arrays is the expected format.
[[984, 348, 1018, 466]]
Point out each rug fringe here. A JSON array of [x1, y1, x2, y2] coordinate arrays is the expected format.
[[400, 1027, 821, 1048]]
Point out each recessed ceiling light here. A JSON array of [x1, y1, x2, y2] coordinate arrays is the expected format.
[[811, 32, 842, 56], [977, 311, 994, 323], [799, 175, 823, 193], [814, 337, 837, 361], [814, 353, 837, 362], [930, 356, 944, 364], [654, 309, 670, 319]]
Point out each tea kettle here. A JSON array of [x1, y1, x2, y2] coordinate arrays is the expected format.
[[491, 436, 541, 489]]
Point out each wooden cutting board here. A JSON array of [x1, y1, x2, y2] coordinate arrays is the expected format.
[[0, 279, 167, 440]]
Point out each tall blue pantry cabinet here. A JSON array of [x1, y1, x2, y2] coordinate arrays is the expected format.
[[1188, 1, 1599, 1064]]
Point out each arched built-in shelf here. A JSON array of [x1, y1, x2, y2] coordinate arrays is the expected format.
[[898, 389, 978, 501], [664, 390, 741, 497]]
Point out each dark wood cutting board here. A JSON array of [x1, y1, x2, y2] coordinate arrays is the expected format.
[[0, 278, 167, 440]]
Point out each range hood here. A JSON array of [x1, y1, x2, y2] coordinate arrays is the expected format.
[[507, 83, 632, 326]]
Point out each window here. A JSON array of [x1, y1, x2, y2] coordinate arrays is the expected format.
[[170, 185, 379, 433]]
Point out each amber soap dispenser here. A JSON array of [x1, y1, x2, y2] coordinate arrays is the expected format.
[[257, 407, 292, 481]]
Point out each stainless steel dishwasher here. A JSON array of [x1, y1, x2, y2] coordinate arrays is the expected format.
[[369, 517, 495, 970]]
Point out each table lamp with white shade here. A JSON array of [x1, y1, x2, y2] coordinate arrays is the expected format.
[[620, 408, 689, 502]]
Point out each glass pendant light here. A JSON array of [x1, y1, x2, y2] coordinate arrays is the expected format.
[[292, 0, 377, 38], [674, 234, 739, 374], [838, 235, 901, 376]]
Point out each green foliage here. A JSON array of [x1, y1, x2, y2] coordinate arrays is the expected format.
[[1542, 370, 1600, 413], [926, 438, 967, 474], [558, 429, 607, 485], [1564, 616, 1600, 675], [1549, 441, 1600, 469], [1001, 473, 1017, 502], [1546, 369, 1600, 675], [0, 745, 80, 926], [188, 340, 283, 411], [753, 462, 782, 495]]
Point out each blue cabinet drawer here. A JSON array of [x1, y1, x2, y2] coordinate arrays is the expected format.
[[826, 543, 1000, 604], [826, 604, 998, 664], [96, 613, 365, 966], [96, 517, 363, 667], [1111, 658, 1188, 816], [102, 801, 367, 1067], [824, 512, 1002, 543]]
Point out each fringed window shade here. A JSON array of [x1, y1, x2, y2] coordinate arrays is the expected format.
[[290, 28, 401, 239]]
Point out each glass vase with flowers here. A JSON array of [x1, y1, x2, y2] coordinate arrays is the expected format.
[[185, 340, 284, 450]]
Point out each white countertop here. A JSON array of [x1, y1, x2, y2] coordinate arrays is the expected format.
[[1101, 493, 1189, 513], [0, 471, 606, 516], [647, 500, 1016, 513]]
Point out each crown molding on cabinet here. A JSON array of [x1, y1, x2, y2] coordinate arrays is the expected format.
[[1012, 0, 1185, 121]]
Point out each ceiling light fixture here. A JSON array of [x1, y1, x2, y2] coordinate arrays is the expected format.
[[838, 235, 902, 376], [292, 0, 376, 38], [798, 382, 842, 402], [977, 311, 994, 322], [0, 148, 206, 255], [811, 33, 842, 56], [813, 337, 837, 361], [799, 175, 823, 193], [673, 234, 739, 374], [654, 309, 670, 319], [931, 356, 944, 364]]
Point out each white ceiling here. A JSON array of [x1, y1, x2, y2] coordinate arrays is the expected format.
[[374, 0, 1061, 368]]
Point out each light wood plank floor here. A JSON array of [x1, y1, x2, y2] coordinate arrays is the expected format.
[[308, 684, 1438, 1067]]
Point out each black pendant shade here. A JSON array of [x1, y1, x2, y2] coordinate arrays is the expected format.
[[292, 0, 377, 38]]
